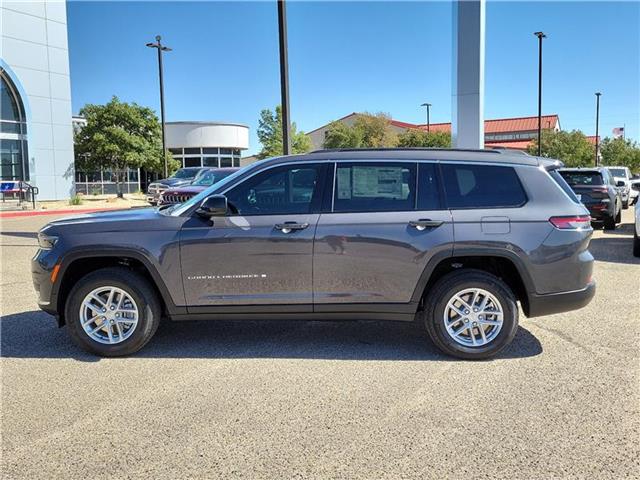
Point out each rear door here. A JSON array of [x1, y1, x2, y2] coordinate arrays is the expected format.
[[313, 161, 453, 307]]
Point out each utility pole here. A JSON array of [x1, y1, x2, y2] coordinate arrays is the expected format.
[[146, 35, 172, 178], [534, 31, 546, 156], [277, 0, 291, 155], [595, 92, 602, 166]]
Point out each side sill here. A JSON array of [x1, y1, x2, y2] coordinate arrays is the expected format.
[[169, 312, 417, 322]]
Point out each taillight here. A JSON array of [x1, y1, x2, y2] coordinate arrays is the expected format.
[[549, 215, 592, 230]]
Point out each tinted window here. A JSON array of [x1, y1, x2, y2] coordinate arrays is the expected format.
[[608, 168, 627, 178], [559, 171, 604, 186], [334, 163, 416, 212], [442, 164, 526, 208], [226, 164, 322, 215], [417, 163, 441, 210]]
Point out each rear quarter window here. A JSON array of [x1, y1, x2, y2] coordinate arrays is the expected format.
[[441, 164, 527, 209], [549, 170, 581, 203]]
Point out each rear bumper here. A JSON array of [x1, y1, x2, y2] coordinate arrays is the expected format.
[[526, 281, 596, 318]]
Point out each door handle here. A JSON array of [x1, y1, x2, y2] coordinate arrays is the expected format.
[[409, 219, 444, 231], [275, 222, 310, 234]]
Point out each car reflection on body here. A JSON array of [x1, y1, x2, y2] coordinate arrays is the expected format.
[[158, 167, 240, 206]]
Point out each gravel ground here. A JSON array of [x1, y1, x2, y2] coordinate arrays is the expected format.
[[1, 210, 638, 479]]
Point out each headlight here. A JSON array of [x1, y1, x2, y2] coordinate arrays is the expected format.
[[38, 233, 58, 250]]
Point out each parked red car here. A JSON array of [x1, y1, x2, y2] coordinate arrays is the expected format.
[[158, 167, 239, 206]]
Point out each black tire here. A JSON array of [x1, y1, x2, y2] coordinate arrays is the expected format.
[[422, 269, 519, 360], [634, 231, 640, 258], [604, 213, 616, 230], [622, 201, 629, 210], [64, 267, 161, 356]]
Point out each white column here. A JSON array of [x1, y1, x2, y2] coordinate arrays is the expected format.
[[452, 0, 485, 149]]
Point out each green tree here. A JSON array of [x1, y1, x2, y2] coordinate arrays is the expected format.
[[396, 129, 451, 148], [527, 129, 594, 167], [600, 137, 640, 173], [75, 96, 175, 197], [322, 120, 363, 148], [257, 106, 312, 159], [322, 112, 398, 149]]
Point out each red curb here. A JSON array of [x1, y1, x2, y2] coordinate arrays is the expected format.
[[0, 207, 126, 219]]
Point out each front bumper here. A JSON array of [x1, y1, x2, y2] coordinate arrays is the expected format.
[[32, 250, 58, 317], [526, 280, 596, 318]]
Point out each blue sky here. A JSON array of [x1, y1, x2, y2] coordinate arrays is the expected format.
[[68, 1, 640, 155]]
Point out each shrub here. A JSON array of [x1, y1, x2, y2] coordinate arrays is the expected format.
[[69, 195, 83, 206]]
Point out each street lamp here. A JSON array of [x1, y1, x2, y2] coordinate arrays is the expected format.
[[277, 0, 291, 155], [146, 35, 172, 178], [534, 31, 546, 156], [595, 92, 602, 166], [421, 103, 432, 133]]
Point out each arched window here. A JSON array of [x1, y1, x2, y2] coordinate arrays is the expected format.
[[0, 68, 29, 181]]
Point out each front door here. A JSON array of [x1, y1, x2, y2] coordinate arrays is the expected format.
[[313, 161, 453, 306], [180, 162, 327, 308]]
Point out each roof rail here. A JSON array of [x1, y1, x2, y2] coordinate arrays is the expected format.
[[310, 147, 503, 154]]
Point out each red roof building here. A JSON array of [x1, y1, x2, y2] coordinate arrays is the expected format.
[[307, 113, 562, 151]]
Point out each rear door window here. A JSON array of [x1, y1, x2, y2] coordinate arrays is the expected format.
[[441, 163, 527, 208], [333, 162, 416, 212]]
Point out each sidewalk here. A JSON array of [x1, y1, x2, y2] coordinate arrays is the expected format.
[[0, 195, 149, 219]]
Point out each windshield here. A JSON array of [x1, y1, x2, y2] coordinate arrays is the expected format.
[[608, 168, 627, 178], [192, 169, 235, 187], [172, 168, 199, 179], [559, 171, 603, 186]]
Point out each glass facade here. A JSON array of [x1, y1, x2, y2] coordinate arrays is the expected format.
[[74, 168, 141, 195], [0, 69, 29, 181], [169, 147, 241, 169]]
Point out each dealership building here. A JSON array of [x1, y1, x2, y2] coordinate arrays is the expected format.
[[1, 0, 75, 200], [74, 120, 249, 195]]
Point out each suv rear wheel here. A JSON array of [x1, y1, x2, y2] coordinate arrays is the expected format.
[[64, 267, 161, 356], [423, 269, 519, 360]]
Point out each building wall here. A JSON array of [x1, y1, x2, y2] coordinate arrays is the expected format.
[[0, 0, 75, 200], [166, 122, 249, 169]]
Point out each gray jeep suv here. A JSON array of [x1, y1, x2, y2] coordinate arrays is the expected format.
[[33, 149, 595, 359]]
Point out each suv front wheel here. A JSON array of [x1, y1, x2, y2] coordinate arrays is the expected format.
[[65, 267, 161, 356], [423, 270, 519, 360]]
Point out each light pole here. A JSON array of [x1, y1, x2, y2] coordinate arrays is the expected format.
[[534, 31, 546, 156], [146, 35, 172, 178], [421, 103, 432, 133], [277, 0, 291, 155], [595, 92, 602, 166]]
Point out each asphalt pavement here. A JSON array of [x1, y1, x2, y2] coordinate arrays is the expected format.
[[1, 210, 638, 479]]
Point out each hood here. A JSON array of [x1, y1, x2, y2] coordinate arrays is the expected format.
[[156, 177, 194, 187], [41, 207, 180, 235], [164, 185, 206, 194]]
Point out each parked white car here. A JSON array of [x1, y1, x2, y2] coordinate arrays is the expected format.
[[634, 201, 640, 257], [607, 166, 632, 209]]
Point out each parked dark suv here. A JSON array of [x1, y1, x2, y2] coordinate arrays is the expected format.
[[558, 167, 622, 230], [33, 149, 595, 359]]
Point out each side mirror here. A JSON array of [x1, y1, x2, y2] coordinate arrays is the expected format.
[[196, 194, 228, 218], [616, 180, 625, 187]]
